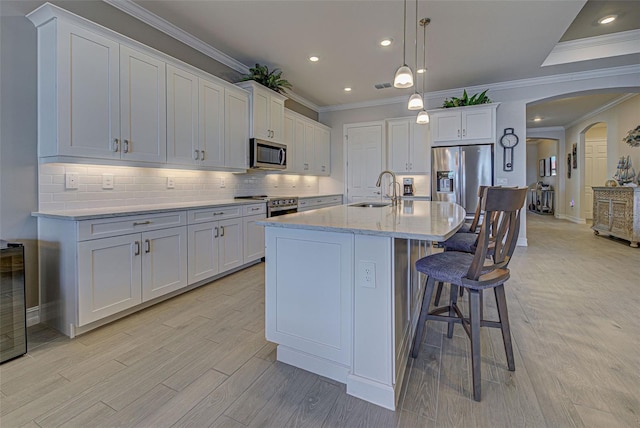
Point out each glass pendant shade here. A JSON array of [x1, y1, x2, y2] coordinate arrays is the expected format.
[[416, 110, 429, 124], [408, 93, 423, 110], [394, 65, 414, 88]]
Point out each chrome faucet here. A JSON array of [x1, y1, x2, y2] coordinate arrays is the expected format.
[[376, 170, 400, 206]]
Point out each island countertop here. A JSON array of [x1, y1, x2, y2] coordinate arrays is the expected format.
[[259, 200, 466, 241]]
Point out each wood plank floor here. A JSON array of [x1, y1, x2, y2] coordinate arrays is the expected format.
[[1, 214, 639, 427]]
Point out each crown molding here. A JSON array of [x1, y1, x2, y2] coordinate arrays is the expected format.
[[319, 64, 640, 113], [103, 0, 249, 74], [565, 93, 638, 129], [542, 29, 640, 67], [527, 126, 566, 134], [285, 91, 320, 112]]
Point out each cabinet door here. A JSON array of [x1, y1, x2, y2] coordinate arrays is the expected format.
[[187, 222, 219, 285], [610, 199, 629, 235], [78, 234, 142, 325], [252, 88, 270, 140], [410, 121, 429, 173], [219, 218, 244, 273], [244, 214, 266, 263], [269, 96, 285, 143], [432, 111, 461, 142], [387, 119, 410, 173], [199, 77, 225, 167], [57, 22, 120, 159], [593, 198, 611, 231], [120, 45, 167, 163], [166, 64, 198, 166], [462, 109, 492, 140], [314, 127, 331, 176], [225, 88, 249, 169], [294, 118, 308, 173], [141, 227, 187, 302], [283, 113, 297, 172], [304, 122, 315, 173]]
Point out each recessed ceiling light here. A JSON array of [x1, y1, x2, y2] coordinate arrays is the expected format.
[[598, 15, 617, 24], [380, 38, 393, 47], [417, 68, 426, 74], [309, 56, 319, 62], [344, 87, 352, 92]]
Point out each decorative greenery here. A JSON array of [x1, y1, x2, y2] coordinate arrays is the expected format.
[[240, 63, 292, 94], [623, 125, 640, 148], [442, 89, 491, 108]]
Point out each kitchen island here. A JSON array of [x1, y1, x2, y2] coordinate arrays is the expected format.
[[259, 201, 465, 410]]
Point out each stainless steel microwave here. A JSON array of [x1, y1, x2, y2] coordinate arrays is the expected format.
[[250, 138, 287, 170]]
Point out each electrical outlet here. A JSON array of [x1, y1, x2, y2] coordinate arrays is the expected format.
[[167, 177, 175, 189], [65, 172, 79, 190], [102, 174, 114, 189], [359, 261, 376, 288], [220, 177, 226, 188]]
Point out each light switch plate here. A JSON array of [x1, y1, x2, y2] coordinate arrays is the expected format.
[[65, 172, 79, 190], [102, 174, 114, 189]]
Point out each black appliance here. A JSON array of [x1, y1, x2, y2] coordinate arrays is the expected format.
[[1, 241, 27, 363]]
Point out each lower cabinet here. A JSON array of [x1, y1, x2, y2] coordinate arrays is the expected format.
[[592, 187, 640, 247], [297, 195, 343, 212], [78, 226, 187, 325], [244, 214, 266, 263], [188, 217, 244, 285]]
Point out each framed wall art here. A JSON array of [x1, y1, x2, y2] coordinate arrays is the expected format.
[[550, 156, 557, 176], [572, 143, 577, 169], [539, 159, 545, 177], [567, 153, 572, 178]]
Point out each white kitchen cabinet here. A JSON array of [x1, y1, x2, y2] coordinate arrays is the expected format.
[[429, 104, 498, 145], [141, 227, 188, 302], [29, 12, 167, 162], [78, 234, 142, 325], [225, 87, 250, 169], [237, 80, 287, 144], [199, 77, 226, 167], [244, 216, 266, 263], [187, 207, 246, 284], [298, 195, 343, 212], [313, 127, 331, 176], [387, 118, 429, 174], [285, 110, 332, 175], [167, 64, 199, 166]]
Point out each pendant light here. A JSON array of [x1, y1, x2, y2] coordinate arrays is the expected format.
[[416, 18, 430, 124], [393, 0, 414, 88], [407, 0, 423, 110]]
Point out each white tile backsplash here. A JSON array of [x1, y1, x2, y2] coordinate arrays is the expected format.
[[38, 163, 324, 212]]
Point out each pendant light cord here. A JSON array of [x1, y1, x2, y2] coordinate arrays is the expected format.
[[402, 0, 407, 65], [414, 0, 419, 94]]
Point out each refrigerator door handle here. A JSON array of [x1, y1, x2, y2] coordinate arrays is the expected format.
[[460, 149, 467, 210]]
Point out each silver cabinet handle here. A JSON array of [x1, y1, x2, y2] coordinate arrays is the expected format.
[[123, 139, 130, 153], [220, 226, 224, 237], [251, 207, 260, 211], [194, 149, 200, 160], [212, 212, 224, 216], [113, 138, 120, 152], [214, 226, 219, 238], [201, 150, 205, 161], [133, 220, 152, 226], [144, 239, 150, 253], [134, 241, 140, 256]]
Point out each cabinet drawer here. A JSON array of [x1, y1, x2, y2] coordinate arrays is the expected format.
[[298, 199, 314, 210], [189, 205, 242, 224], [78, 212, 187, 241], [243, 204, 266, 216]]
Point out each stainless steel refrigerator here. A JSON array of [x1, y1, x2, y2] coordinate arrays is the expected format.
[[432, 144, 493, 216]]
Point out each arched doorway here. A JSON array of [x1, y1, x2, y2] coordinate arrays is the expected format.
[[581, 122, 608, 220]]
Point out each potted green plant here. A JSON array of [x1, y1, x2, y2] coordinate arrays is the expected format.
[[240, 63, 292, 94], [442, 89, 491, 108]]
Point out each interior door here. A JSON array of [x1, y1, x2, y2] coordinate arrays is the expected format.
[[584, 139, 607, 219], [346, 122, 385, 203]]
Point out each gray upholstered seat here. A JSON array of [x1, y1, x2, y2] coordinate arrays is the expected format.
[[411, 186, 528, 401], [441, 232, 477, 253]]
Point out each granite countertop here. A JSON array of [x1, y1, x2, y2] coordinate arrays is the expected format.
[[258, 200, 465, 241], [31, 199, 264, 221]]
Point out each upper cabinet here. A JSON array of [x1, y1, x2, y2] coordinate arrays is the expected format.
[[429, 104, 499, 146], [236, 81, 286, 144], [387, 118, 429, 174], [27, 3, 249, 171], [284, 109, 331, 176]]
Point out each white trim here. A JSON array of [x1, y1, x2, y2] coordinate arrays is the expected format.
[[542, 29, 640, 67], [517, 237, 528, 247], [557, 214, 586, 224], [285, 91, 320, 112], [27, 306, 40, 327], [319, 65, 640, 113], [103, 0, 249, 74], [527, 126, 566, 133], [565, 94, 638, 129]]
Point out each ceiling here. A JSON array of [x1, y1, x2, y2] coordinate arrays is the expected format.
[[128, 0, 639, 111]]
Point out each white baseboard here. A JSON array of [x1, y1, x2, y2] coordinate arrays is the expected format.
[[27, 306, 40, 327], [517, 237, 528, 247], [556, 214, 586, 224]]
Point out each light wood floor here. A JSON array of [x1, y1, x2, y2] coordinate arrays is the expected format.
[[1, 214, 639, 427]]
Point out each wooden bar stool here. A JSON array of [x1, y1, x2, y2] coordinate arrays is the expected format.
[[411, 187, 528, 401]]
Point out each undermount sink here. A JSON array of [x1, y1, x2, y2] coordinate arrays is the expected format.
[[349, 202, 390, 208]]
